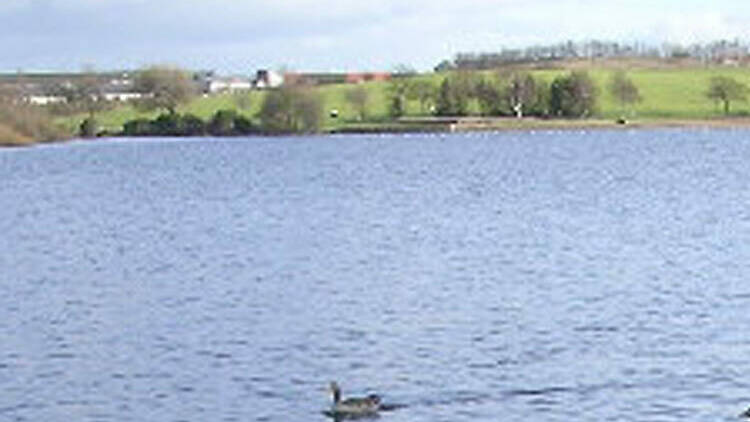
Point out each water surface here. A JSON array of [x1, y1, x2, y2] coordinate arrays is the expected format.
[[2, 130, 750, 421]]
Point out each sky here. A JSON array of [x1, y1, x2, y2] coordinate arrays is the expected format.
[[2, 0, 750, 74]]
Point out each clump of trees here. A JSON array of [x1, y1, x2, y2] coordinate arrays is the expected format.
[[257, 84, 324, 134], [504, 72, 548, 117], [422, 70, 599, 118], [120, 81, 326, 136], [122, 109, 257, 137], [435, 71, 478, 116], [549, 71, 598, 117], [123, 113, 205, 137]]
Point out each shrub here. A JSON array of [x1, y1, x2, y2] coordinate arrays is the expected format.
[[79, 117, 98, 138], [0, 104, 69, 143], [208, 109, 256, 136], [122, 118, 154, 136], [149, 113, 206, 136]]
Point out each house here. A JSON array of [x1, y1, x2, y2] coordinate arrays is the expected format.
[[205, 76, 253, 94], [24, 94, 67, 105], [102, 87, 145, 102], [101, 74, 144, 101], [254, 70, 284, 89], [2, 71, 146, 105], [193, 71, 253, 94]]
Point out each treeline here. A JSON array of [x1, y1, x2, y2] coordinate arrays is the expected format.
[[439, 39, 750, 70], [388, 71, 619, 119]]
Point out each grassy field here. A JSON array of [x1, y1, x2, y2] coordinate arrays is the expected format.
[[530, 67, 750, 118], [55, 65, 750, 136]]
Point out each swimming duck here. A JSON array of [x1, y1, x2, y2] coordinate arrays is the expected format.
[[328, 381, 381, 417], [740, 407, 750, 418]]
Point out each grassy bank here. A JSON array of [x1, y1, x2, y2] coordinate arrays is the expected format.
[[40, 64, 750, 142]]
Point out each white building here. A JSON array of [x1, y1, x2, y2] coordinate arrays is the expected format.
[[204, 77, 253, 94], [253, 70, 284, 89], [102, 91, 145, 102], [25, 95, 66, 105]]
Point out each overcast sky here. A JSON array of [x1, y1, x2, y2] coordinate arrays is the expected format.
[[2, 0, 749, 74]]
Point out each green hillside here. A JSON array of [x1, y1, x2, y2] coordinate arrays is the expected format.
[[58, 65, 750, 135]]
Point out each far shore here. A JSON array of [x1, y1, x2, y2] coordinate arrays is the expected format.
[[6, 117, 750, 148], [329, 116, 750, 134]]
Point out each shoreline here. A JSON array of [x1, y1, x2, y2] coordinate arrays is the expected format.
[[6, 117, 750, 147], [330, 116, 750, 134]]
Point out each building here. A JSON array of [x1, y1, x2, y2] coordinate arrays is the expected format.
[[193, 71, 254, 94], [101, 73, 144, 101], [345, 72, 391, 84], [253, 70, 285, 89], [2, 71, 145, 105], [24, 94, 67, 105], [278, 71, 392, 86], [205, 77, 253, 94]]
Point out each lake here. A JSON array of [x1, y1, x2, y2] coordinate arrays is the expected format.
[[2, 129, 750, 422]]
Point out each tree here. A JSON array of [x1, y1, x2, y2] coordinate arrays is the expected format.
[[474, 76, 503, 116], [706, 76, 748, 115], [406, 79, 437, 114], [258, 85, 324, 133], [345, 85, 369, 120], [435, 72, 478, 116], [76, 65, 106, 118], [549, 71, 599, 117], [134, 66, 197, 114], [609, 71, 642, 113], [47, 68, 106, 117], [505, 73, 541, 118], [385, 77, 411, 119]]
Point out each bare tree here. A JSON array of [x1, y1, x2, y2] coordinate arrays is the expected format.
[[609, 71, 642, 114], [134, 65, 197, 114], [345, 85, 369, 120]]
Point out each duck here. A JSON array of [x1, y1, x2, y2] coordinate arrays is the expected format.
[[741, 407, 750, 418], [327, 381, 381, 417]]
